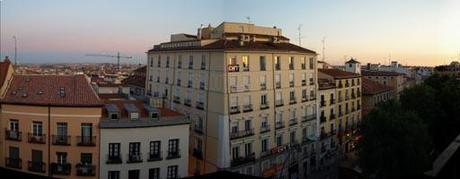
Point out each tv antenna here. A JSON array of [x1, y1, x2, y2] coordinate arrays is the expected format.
[[322, 37, 326, 62], [297, 24, 303, 46]]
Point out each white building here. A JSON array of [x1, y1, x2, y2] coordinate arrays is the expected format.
[[99, 99, 190, 179]]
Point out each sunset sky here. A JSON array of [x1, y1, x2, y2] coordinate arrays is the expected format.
[[1, 0, 459, 66]]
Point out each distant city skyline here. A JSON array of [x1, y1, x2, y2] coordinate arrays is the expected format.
[[0, 0, 459, 66]]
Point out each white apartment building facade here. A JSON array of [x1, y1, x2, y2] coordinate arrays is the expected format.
[[146, 22, 322, 178]]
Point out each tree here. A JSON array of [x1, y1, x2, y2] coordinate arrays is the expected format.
[[358, 101, 431, 179]]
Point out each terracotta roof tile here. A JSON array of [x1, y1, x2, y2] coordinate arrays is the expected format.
[[122, 66, 146, 88], [362, 70, 405, 76], [0, 59, 12, 87], [102, 99, 182, 118], [362, 78, 393, 95], [2, 75, 102, 106], [319, 69, 360, 79]]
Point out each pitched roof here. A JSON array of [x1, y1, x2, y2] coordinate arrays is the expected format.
[[362, 70, 405, 76], [2, 75, 102, 107], [149, 39, 317, 54], [0, 58, 12, 87], [346, 58, 360, 64], [102, 99, 181, 119], [122, 66, 146, 88], [362, 78, 393, 95], [319, 69, 360, 79]]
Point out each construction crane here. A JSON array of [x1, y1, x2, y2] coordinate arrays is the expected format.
[[86, 52, 133, 71]]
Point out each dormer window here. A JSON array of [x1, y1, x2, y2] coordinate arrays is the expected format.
[[111, 113, 118, 120], [106, 104, 120, 120], [124, 104, 139, 121], [144, 104, 160, 120], [151, 112, 159, 120]]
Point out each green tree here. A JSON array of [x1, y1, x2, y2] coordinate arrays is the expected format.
[[358, 101, 431, 179]]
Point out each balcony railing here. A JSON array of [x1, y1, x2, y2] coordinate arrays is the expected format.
[[200, 82, 205, 90], [289, 98, 296, 104], [320, 100, 326, 107], [106, 154, 122, 164], [242, 104, 253, 112], [345, 96, 350, 100], [148, 151, 163, 161], [5, 157, 22, 169], [260, 103, 269, 110], [289, 118, 298, 126], [260, 124, 270, 133], [231, 153, 255, 167], [196, 101, 204, 110], [275, 121, 285, 129], [320, 116, 327, 123], [301, 64, 306, 69], [201, 63, 206, 70], [302, 96, 308, 102], [28, 161, 46, 173], [310, 79, 315, 85], [330, 114, 336, 120], [127, 153, 143, 163], [301, 80, 307, 86], [310, 95, 316, 100], [5, 130, 22, 141], [289, 81, 294, 87], [260, 83, 267, 90], [230, 129, 255, 139], [307, 114, 316, 121], [275, 82, 281, 89], [28, 133, 46, 144], [166, 150, 181, 160], [52, 135, 71, 145], [173, 96, 181, 104], [330, 99, 336, 105], [77, 136, 96, 146], [184, 99, 191, 107], [289, 64, 294, 70], [76, 163, 96, 176], [275, 100, 284, 107], [275, 64, 281, 70], [230, 106, 240, 114], [50, 163, 71, 175], [193, 148, 203, 160], [187, 81, 193, 88]]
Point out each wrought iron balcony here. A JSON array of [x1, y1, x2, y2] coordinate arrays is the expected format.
[[260, 83, 267, 90], [52, 135, 71, 145], [229, 106, 240, 114], [28, 161, 46, 173], [289, 81, 294, 87], [196, 101, 205, 110], [77, 136, 96, 146], [127, 153, 143, 163], [230, 129, 255, 139], [5, 129, 21, 141], [148, 151, 163, 161], [289, 118, 298, 126], [106, 154, 122, 164], [231, 153, 255, 167], [167, 150, 181, 160], [50, 163, 71, 175], [275, 100, 284, 107], [76, 163, 96, 176], [5, 157, 22, 169], [275, 82, 281, 89], [242, 104, 253, 112], [184, 99, 191, 107], [275, 121, 285, 129], [260, 124, 271, 133], [260, 103, 269, 110], [28, 133, 46, 144]]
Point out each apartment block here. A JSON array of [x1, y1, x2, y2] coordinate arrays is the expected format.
[[361, 70, 406, 98], [99, 98, 189, 179], [146, 22, 319, 178], [0, 75, 102, 178], [361, 78, 395, 116]]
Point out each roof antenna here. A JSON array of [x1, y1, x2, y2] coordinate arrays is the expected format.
[[322, 37, 326, 62], [246, 16, 251, 24], [297, 24, 303, 46]]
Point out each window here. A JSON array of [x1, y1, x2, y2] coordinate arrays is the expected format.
[[200, 55, 206, 70], [150, 141, 161, 159], [244, 119, 252, 131], [260, 75, 267, 89], [261, 139, 268, 153], [188, 55, 194, 69], [228, 57, 237, 65], [289, 56, 294, 70], [275, 56, 281, 70], [290, 131, 296, 144], [168, 139, 179, 157], [56, 152, 67, 164], [309, 57, 314, 69], [242, 56, 249, 71], [108, 171, 120, 179], [244, 143, 253, 157], [261, 94, 267, 105], [108, 143, 120, 159], [56, 123, 67, 140], [149, 168, 160, 179], [128, 169, 140, 179], [290, 91, 295, 101], [10, 120, 18, 131], [259, 56, 266, 70], [81, 123, 93, 144], [275, 74, 281, 88], [276, 135, 283, 146], [80, 153, 92, 165], [289, 73, 294, 86], [232, 146, 240, 159], [157, 56, 161, 67], [32, 122, 43, 136], [167, 165, 179, 179], [178, 55, 182, 68]]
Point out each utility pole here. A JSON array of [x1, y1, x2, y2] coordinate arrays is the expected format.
[[13, 35, 16, 66]]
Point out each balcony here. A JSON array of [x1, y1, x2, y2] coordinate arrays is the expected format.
[[289, 98, 297, 104], [76, 163, 96, 176], [230, 85, 249, 93], [5, 130, 22, 141], [302, 96, 308, 102], [5, 157, 22, 169], [242, 104, 253, 112], [345, 96, 350, 100], [275, 121, 285, 129], [289, 63, 294, 70], [260, 83, 267, 90], [289, 118, 298, 126], [231, 153, 255, 167], [77, 136, 96, 146], [50, 163, 71, 175], [230, 129, 255, 139], [275, 64, 281, 70], [320, 116, 327, 123], [229, 106, 240, 114], [106, 154, 122, 164], [301, 80, 307, 86], [275, 100, 284, 107], [260, 124, 270, 133], [330, 113, 336, 120], [127, 153, 143, 163], [306, 114, 316, 121], [173, 96, 181, 104], [196, 101, 204, 110], [260, 103, 269, 110], [275, 82, 281, 89], [330, 99, 336, 105], [28, 161, 46, 173], [148, 151, 163, 161], [310, 79, 315, 85], [200, 82, 205, 90], [228, 64, 240, 72], [28, 133, 46, 144], [289, 81, 294, 87], [301, 63, 306, 69], [338, 97, 343, 102], [166, 150, 181, 160], [310, 95, 316, 100], [184, 99, 191, 107], [52, 135, 71, 145], [193, 148, 203, 160], [201, 63, 206, 70]]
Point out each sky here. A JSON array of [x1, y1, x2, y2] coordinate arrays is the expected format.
[[0, 0, 459, 66]]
